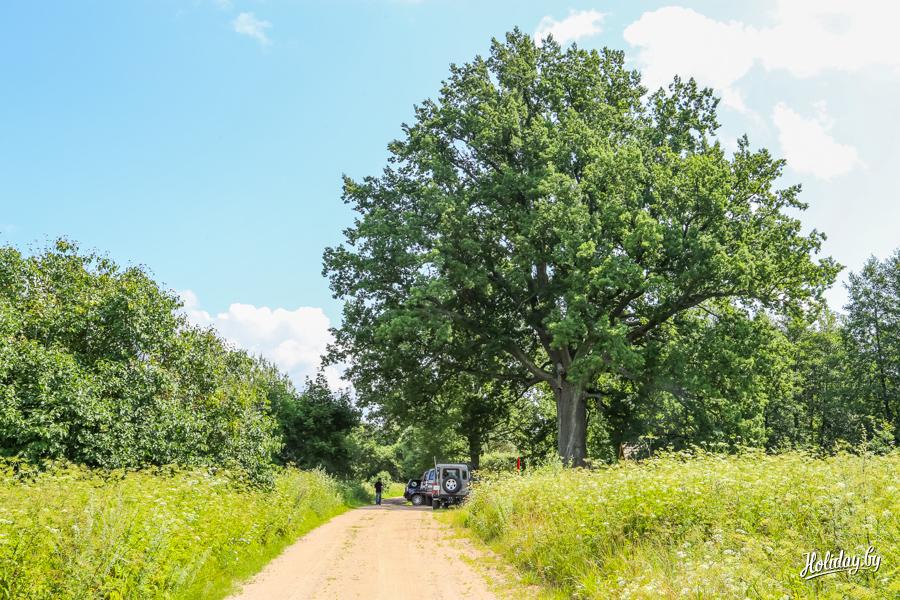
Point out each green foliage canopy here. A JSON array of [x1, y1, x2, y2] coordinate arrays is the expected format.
[[843, 250, 900, 444], [324, 30, 838, 465], [0, 240, 358, 479], [269, 371, 358, 475]]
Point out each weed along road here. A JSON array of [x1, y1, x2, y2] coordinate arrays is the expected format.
[[229, 498, 499, 600]]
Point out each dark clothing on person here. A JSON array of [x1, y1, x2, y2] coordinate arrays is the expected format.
[[374, 480, 383, 505]]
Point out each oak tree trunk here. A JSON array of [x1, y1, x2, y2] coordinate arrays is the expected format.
[[467, 428, 482, 470], [555, 380, 587, 467]]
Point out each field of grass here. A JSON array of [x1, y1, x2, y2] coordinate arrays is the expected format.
[[0, 460, 367, 599], [457, 451, 899, 599]]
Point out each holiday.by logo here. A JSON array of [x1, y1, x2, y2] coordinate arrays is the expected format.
[[800, 546, 882, 580]]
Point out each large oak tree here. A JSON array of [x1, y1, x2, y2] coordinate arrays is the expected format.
[[324, 30, 837, 465]]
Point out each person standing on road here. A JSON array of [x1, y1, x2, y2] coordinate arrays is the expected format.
[[374, 479, 383, 505]]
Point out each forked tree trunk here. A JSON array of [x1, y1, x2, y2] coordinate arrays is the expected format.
[[555, 380, 587, 467]]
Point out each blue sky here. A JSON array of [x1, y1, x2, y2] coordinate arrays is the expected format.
[[2, 1, 898, 384]]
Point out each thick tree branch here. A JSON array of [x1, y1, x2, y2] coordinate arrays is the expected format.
[[507, 344, 555, 383], [627, 288, 746, 342]]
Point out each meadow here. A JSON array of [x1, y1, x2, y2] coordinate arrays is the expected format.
[[0, 461, 367, 599], [458, 451, 899, 599]]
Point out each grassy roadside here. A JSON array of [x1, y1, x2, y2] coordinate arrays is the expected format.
[[438, 509, 567, 600], [0, 461, 369, 599], [385, 482, 406, 498], [452, 451, 899, 599]]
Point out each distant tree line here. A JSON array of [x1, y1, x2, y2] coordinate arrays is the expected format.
[[0, 240, 357, 481], [1, 240, 894, 482], [588, 249, 900, 457]]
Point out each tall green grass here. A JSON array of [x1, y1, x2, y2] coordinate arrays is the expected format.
[[460, 451, 899, 599], [385, 482, 406, 499], [0, 461, 363, 599]]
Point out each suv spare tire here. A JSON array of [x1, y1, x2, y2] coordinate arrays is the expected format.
[[442, 476, 461, 494]]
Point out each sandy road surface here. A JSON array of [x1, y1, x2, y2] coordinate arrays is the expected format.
[[229, 498, 498, 600]]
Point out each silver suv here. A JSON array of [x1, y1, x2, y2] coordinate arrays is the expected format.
[[430, 463, 470, 509]]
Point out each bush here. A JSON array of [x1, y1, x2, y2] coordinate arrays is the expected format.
[[336, 479, 372, 506], [0, 242, 283, 480], [367, 470, 394, 491], [0, 460, 351, 599], [461, 451, 899, 599], [477, 451, 520, 473], [271, 372, 358, 475]]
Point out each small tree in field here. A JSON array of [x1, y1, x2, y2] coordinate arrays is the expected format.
[[324, 30, 837, 466]]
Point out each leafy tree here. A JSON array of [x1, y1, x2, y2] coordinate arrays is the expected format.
[[345, 423, 407, 480], [268, 370, 358, 475], [503, 386, 559, 463], [324, 30, 837, 465], [391, 423, 463, 477], [767, 311, 852, 449], [452, 386, 510, 469], [0, 241, 283, 479], [368, 369, 522, 469], [645, 305, 797, 450], [844, 251, 900, 443]]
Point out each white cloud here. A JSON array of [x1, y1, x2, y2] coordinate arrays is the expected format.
[[623, 7, 758, 111], [623, 1, 900, 109], [180, 291, 343, 389], [759, 1, 900, 78], [180, 289, 212, 325], [232, 12, 272, 46], [772, 101, 862, 180], [535, 9, 605, 46]]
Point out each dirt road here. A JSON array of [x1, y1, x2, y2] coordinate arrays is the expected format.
[[228, 498, 499, 600]]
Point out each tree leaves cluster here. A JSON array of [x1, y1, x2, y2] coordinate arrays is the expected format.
[[0, 241, 357, 480], [352, 248, 900, 472], [324, 29, 838, 465], [269, 371, 358, 476]]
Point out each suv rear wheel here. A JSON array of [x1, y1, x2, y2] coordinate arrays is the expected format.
[[432, 498, 440, 510], [411, 494, 424, 506], [442, 476, 461, 494]]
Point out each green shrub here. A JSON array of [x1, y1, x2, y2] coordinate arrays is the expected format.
[[477, 451, 520, 473], [366, 470, 393, 489], [0, 242, 283, 480], [385, 481, 406, 498], [271, 373, 358, 475], [0, 460, 351, 599], [461, 451, 899, 599], [337, 479, 372, 506]]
